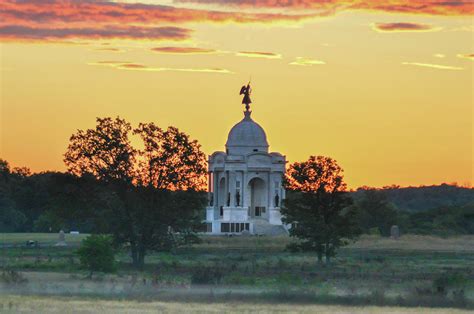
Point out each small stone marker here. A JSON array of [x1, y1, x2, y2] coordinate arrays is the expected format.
[[55, 230, 67, 246], [390, 225, 400, 240]]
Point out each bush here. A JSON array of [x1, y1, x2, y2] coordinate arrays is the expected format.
[[433, 271, 469, 295], [76, 234, 116, 275]]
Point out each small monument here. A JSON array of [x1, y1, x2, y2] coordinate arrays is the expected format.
[[390, 225, 400, 240], [55, 230, 67, 246]]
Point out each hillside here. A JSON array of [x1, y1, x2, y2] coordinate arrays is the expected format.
[[352, 184, 474, 212]]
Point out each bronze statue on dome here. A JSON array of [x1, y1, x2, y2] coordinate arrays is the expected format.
[[240, 82, 252, 111]]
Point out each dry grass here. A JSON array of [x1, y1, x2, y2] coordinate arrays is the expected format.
[[348, 235, 474, 252], [1, 295, 472, 314]]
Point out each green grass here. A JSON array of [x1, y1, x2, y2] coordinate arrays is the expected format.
[[1, 234, 473, 309], [0, 233, 89, 245]]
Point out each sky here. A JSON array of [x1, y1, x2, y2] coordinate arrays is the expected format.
[[0, 0, 473, 189]]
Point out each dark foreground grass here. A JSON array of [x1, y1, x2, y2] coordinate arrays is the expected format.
[[2, 284, 473, 309], [1, 234, 473, 309]]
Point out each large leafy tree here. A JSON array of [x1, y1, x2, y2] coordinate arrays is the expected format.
[[130, 123, 206, 267], [64, 117, 136, 183], [282, 156, 359, 264], [64, 117, 207, 269]]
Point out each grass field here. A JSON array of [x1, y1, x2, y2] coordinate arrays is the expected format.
[[1, 233, 473, 312], [0, 233, 88, 245], [1, 295, 473, 314]]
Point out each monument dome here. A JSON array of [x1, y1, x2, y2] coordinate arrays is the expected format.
[[225, 111, 269, 155]]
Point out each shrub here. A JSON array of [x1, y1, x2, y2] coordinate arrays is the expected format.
[[433, 271, 469, 295], [76, 234, 116, 275], [369, 227, 381, 236]]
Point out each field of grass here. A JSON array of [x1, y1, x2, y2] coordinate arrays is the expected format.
[[1, 295, 473, 314], [1, 234, 473, 311], [0, 233, 88, 246]]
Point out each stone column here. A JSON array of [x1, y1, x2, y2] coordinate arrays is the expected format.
[[208, 171, 212, 193], [225, 170, 229, 207], [229, 171, 234, 207], [267, 171, 271, 210], [241, 171, 245, 208], [213, 171, 219, 208], [281, 172, 286, 202]]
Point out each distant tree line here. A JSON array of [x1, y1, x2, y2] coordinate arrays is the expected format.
[[2, 163, 470, 239], [352, 184, 474, 212], [351, 187, 474, 237], [1, 117, 473, 268]]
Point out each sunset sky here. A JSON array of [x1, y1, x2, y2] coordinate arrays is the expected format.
[[0, 0, 472, 189]]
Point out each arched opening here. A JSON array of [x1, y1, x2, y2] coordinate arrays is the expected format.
[[248, 177, 267, 218]]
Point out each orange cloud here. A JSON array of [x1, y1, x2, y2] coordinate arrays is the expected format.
[[2, 0, 470, 43], [0, 0, 315, 26], [236, 51, 282, 59], [0, 0, 318, 42], [372, 22, 441, 33], [0, 25, 191, 42], [151, 47, 218, 54], [175, 0, 474, 16], [89, 61, 233, 73]]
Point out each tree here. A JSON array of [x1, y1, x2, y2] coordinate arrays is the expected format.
[[128, 123, 207, 267], [41, 172, 109, 233], [133, 123, 207, 190], [0, 159, 26, 232], [64, 117, 136, 183], [77, 234, 116, 276], [0, 196, 26, 232], [353, 188, 398, 236], [282, 156, 359, 265], [64, 117, 207, 269]]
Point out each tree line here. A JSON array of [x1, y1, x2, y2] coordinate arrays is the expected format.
[[1, 116, 473, 268]]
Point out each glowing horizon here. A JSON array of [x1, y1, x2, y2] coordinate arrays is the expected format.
[[0, 0, 472, 189]]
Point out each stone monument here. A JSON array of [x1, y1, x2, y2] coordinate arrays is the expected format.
[[390, 225, 400, 240], [55, 229, 67, 246], [205, 83, 287, 235]]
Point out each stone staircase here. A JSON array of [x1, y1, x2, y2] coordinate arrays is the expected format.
[[252, 219, 289, 236]]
